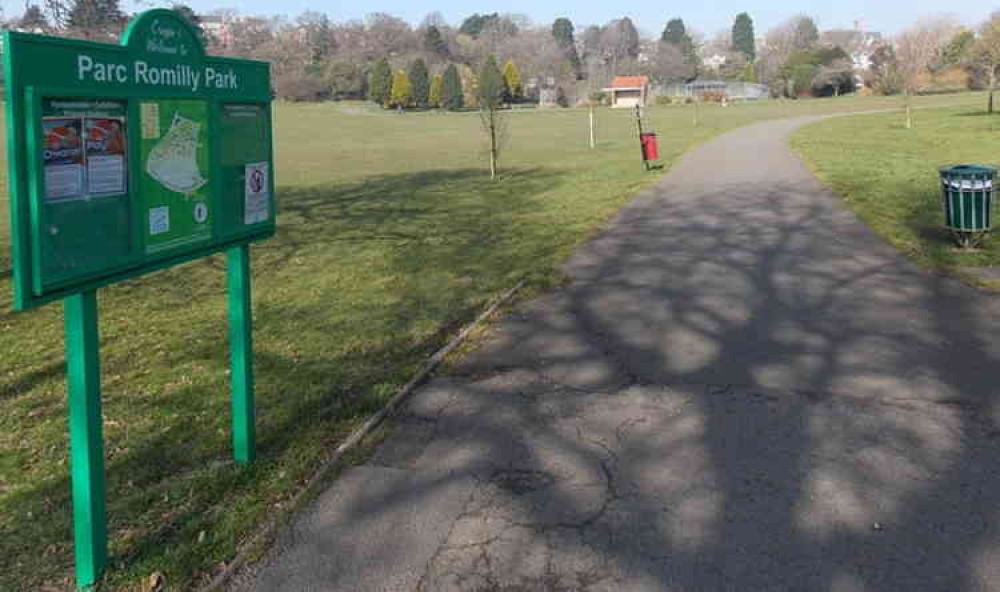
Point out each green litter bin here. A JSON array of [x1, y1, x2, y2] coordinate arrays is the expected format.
[[940, 164, 997, 248]]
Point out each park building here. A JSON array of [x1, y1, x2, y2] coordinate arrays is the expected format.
[[604, 75, 651, 108]]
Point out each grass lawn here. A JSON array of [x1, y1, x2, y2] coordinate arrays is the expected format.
[[0, 91, 987, 591], [793, 100, 1000, 275]]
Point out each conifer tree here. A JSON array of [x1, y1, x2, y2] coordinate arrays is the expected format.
[[390, 69, 413, 108], [552, 17, 583, 78], [661, 17, 699, 74], [429, 74, 444, 108], [369, 58, 392, 106], [408, 58, 430, 108], [502, 60, 523, 103], [732, 12, 756, 62], [440, 64, 465, 111]]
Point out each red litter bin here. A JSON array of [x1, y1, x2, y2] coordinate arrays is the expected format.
[[640, 132, 659, 161]]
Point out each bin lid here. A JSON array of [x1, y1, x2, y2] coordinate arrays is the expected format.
[[940, 164, 997, 176]]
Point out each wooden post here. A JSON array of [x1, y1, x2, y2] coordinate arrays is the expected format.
[[589, 105, 596, 149]]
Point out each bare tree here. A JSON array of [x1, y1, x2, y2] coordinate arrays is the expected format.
[[43, 0, 71, 29], [866, 43, 903, 95], [477, 55, 508, 180], [758, 18, 800, 96], [365, 12, 414, 58], [420, 11, 446, 29], [972, 11, 1000, 113], [648, 42, 694, 84], [600, 18, 640, 78], [895, 16, 960, 128]]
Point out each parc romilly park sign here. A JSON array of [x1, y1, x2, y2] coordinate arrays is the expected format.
[[4, 9, 275, 589]]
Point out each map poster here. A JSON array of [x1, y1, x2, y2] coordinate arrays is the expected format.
[[42, 118, 84, 201], [139, 99, 212, 254], [84, 117, 127, 196]]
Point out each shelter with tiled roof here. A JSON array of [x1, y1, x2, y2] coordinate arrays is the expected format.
[[603, 75, 650, 108]]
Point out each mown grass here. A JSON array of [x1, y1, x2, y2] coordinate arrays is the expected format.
[[793, 102, 1000, 273], [0, 92, 986, 591]]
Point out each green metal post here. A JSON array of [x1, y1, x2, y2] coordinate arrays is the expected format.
[[228, 244, 256, 464], [64, 290, 107, 590]]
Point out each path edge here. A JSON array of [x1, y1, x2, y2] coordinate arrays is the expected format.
[[198, 278, 526, 592]]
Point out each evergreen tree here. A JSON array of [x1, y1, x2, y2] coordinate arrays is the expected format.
[[502, 60, 523, 103], [441, 64, 465, 110], [732, 12, 756, 62], [429, 74, 444, 108], [661, 18, 687, 45], [459, 13, 500, 38], [552, 17, 575, 46], [390, 69, 413, 108], [369, 58, 393, 106], [423, 25, 449, 57], [552, 17, 583, 79], [408, 58, 430, 108], [661, 18, 699, 74]]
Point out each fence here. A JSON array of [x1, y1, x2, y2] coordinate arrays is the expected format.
[[656, 81, 771, 101]]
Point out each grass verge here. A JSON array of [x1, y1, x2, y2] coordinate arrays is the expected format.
[[792, 103, 1000, 276]]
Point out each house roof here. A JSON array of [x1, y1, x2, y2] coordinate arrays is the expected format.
[[610, 76, 649, 89]]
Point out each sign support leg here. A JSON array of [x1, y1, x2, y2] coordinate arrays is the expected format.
[[65, 290, 107, 590], [228, 244, 256, 464]]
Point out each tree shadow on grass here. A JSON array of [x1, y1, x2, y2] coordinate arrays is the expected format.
[[0, 166, 579, 590]]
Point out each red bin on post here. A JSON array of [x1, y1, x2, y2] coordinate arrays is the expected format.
[[640, 132, 659, 162]]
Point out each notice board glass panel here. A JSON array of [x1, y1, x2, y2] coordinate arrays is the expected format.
[[219, 103, 272, 239], [34, 98, 134, 292], [138, 99, 213, 255]]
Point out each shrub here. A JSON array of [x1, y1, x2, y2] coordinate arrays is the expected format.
[[588, 90, 607, 104], [701, 90, 727, 103], [555, 86, 569, 108]]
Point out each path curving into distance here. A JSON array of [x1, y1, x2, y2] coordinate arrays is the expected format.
[[234, 116, 1000, 592]]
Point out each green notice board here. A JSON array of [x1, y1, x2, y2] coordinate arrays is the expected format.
[[5, 9, 275, 310]]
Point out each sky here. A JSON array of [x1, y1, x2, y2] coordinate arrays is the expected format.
[[10, 0, 999, 37]]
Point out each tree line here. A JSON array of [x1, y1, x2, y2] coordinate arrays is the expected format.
[[8, 3, 1000, 108]]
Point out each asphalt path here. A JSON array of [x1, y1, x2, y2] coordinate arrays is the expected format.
[[234, 116, 1000, 592]]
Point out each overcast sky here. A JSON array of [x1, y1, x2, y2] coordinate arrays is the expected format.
[[16, 0, 998, 36]]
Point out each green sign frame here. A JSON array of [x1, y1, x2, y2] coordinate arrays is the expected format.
[[6, 9, 275, 310], [4, 10, 274, 590]]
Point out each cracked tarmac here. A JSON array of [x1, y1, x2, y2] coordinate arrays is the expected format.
[[233, 117, 1000, 592]]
